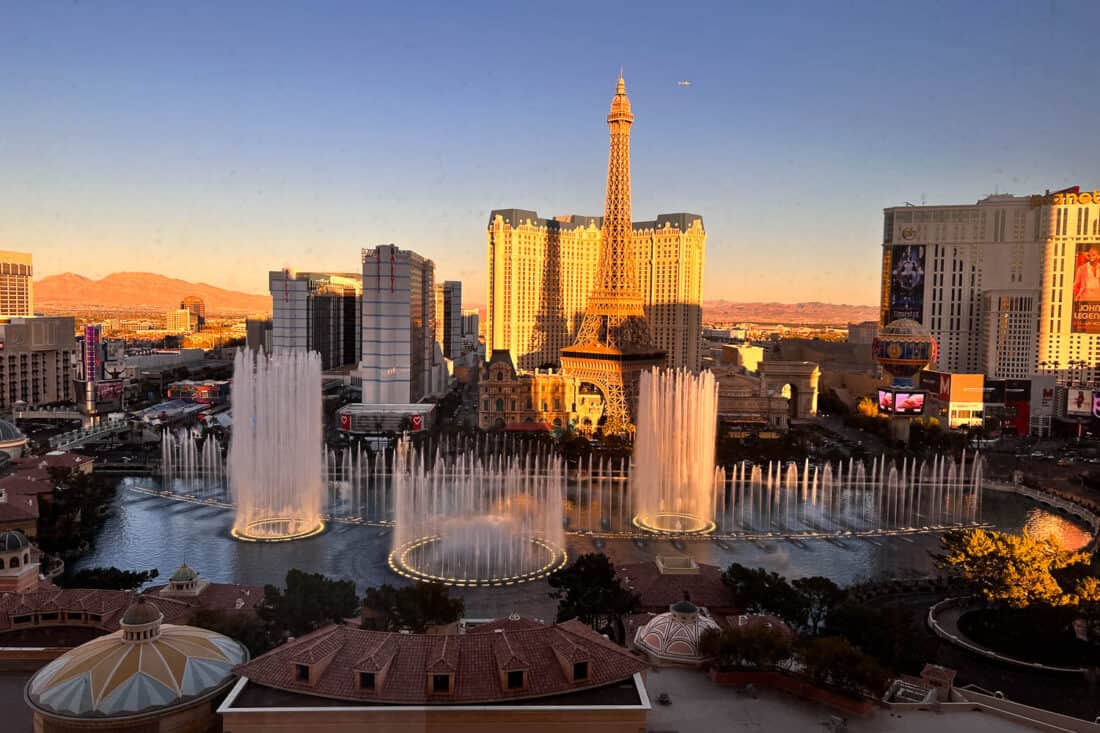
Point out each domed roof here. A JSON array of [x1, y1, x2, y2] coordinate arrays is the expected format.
[[26, 622, 247, 719], [671, 598, 698, 614], [880, 319, 929, 338], [121, 597, 162, 626], [0, 530, 29, 551], [0, 419, 26, 443], [634, 607, 720, 662], [170, 564, 198, 582]]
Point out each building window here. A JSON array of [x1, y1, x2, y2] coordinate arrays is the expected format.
[[495, 399, 504, 412], [359, 671, 376, 690], [573, 661, 588, 681], [483, 399, 489, 411], [295, 664, 310, 682], [432, 674, 451, 693], [507, 670, 525, 689]]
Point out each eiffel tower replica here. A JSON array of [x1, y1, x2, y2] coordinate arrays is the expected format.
[[561, 73, 665, 434]]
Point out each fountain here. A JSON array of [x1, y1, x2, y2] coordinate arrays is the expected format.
[[387, 438, 567, 587], [228, 350, 325, 542], [632, 367, 718, 534]]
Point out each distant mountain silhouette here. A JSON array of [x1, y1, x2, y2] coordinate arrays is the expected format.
[[466, 300, 879, 327], [702, 300, 878, 325], [35, 272, 272, 315]]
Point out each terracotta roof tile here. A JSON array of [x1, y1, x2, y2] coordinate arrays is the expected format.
[[235, 617, 648, 705], [616, 560, 736, 611]]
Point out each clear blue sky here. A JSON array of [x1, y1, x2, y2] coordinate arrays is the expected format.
[[1, 1, 1096, 305]]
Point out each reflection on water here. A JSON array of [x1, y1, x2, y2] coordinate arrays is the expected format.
[[69, 477, 1092, 619], [1021, 508, 1092, 551]]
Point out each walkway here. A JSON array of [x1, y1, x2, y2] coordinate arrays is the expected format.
[[928, 597, 1088, 674]]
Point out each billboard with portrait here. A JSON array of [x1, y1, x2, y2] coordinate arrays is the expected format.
[[1067, 387, 1092, 416], [1072, 243, 1100, 333], [95, 380, 125, 411], [888, 245, 926, 323], [1093, 393, 1100, 419]]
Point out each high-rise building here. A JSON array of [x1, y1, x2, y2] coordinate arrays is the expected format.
[[1036, 189, 1100, 386], [180, 296, 206, 332], [269, 270, 362, 370], [0, 316, 76, 408], [245, 317, 273, 354], [0, 251, 34, 318], [436, 281, 463, 359], [559, 74, 666, 434], [880, 194, 1046, 379], [461, 308, 480, 340], [166, 308, 196, 333], [359, 245, 438, 403], [486, 212, 705, 373]]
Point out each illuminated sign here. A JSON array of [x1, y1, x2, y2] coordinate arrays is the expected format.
[[877, 388, 926, 416], [1068, 388, 1093, 416], [1029, 186, 1082, 207], [888, 245, 925, 323]]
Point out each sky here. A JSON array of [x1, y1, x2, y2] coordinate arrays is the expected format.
[[2, 1, 1098, 306]]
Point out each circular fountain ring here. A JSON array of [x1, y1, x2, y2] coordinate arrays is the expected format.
[[632, 512, 716, 536], [231, 517, 326, 542], [388, 535, 568, 588]]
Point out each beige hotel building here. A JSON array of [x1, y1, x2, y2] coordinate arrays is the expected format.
[[486, 210, 706, 372], [880, 187, 1100, 386]]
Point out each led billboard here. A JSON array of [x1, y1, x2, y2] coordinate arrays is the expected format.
[[1068, 387, 1092, 416], [1072, 243, 1100, 333], [888, 245, 926, 323], [876, 388, 926, 416]]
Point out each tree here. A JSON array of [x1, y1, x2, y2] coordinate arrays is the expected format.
[[792, 576, 844, 635], [59, 566, 158, 590], [1075, 576, 1100, 637], [189, 608, 274, 656], [548, 553, 639, 641], [257, 569, 359, 639], [855, 396, 879, 419], [797, 635, 888, 696], [937, 528, 1088, 608], [826, 602, 930, 674], [721, 563, 806, 627], [361, 582, 464, 633], [701, 625, 793, 671]]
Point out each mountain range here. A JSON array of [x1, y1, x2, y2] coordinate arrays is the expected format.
[[34, 273, 272, 315], [33, 272, 877, 324], [701, 300, 878, 325]]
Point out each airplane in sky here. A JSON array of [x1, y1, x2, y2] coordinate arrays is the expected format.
[[677, 80, 692, 86]]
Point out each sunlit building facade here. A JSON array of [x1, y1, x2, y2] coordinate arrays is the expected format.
[[486, 211, 705, 372], [0, 251, 33, 319], [880, 194, 1045, 378]]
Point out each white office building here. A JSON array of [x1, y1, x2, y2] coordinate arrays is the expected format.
[[359, 245, 442, 404], [269, 270, 362, 370]]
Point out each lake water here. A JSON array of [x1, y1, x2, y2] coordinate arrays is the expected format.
[[70, 477, 1092, 619]]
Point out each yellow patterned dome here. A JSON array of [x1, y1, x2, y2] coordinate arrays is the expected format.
[[25, 599, 247, 719]]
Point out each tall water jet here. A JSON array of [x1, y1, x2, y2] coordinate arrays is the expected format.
[[388, 439, 566, 587], [632, 367, 718, 534], [229, 350, 325, 541]]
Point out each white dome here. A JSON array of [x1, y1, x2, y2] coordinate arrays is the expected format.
[[634, 603, 720, 663]]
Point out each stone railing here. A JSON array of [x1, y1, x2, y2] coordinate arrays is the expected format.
[[927, 596, 1088, 674]]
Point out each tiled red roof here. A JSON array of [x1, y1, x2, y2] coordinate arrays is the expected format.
[[145, 581, 264, 613], [235, 617, 648, 705], [0, 497, 38, 521], [0, 476, 53, 498], [0, 588, 192, 634], [616, 561, 737, 611]]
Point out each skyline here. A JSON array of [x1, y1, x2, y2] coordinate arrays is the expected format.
[[3, 2, 1099, 303]]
